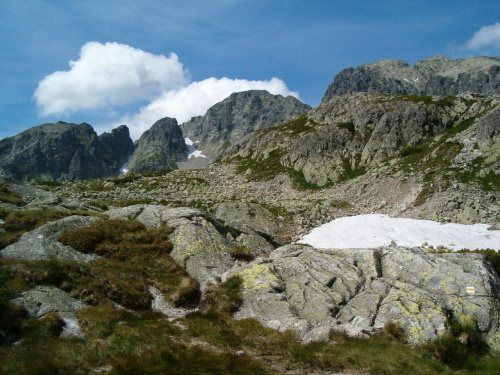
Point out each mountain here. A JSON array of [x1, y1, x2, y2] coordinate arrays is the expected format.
[[181, 90, 311, 163], [322, 55, 500, 103], [126, 117, 187, 173], [0, 122, 133, 182], [1, 58, 500, 373]]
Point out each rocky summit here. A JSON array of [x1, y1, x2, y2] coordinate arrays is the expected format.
[[181, 90, 312, 163], [322, 55, 500, 103], [126, 117, 187, 173], [1, 56, 500, 374], [0, 122, 134, 182]]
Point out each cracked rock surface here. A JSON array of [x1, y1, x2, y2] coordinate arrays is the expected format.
[[225, 244, 500, 349]]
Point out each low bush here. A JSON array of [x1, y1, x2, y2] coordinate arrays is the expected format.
[[425, 317, 489, 368], [199, 275, 243, 315]]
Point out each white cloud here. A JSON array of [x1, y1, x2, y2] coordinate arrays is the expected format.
[[34, 42, 189, 116], [465, 22, 500, 49], [35, 42, 300, 140], [118, 77, 299, 140]]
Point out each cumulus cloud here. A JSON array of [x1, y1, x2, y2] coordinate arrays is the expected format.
[[35, 42, 300, 140], [120, 76, 298, 140], [465, 22, 500, 49], [35, 42, 189, 116]]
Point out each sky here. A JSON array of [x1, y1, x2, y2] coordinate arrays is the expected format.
[[1, 1, 500, 141]]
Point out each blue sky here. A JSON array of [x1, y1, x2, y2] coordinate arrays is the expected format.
[[1, 1, 500, 140]]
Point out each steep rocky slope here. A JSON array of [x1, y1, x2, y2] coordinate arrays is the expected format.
[[181, 90, 311, 162], [222, 93, 500, 188], [126, 117, 187, 173], [322, 56, 500, 103], [0, 122, 134, 182]]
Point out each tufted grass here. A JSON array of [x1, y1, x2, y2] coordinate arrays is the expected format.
[[0, 209, 101, 250]]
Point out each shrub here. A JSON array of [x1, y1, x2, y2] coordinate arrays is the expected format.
[[427, 317, 488, 368], [199, 275, 243, 315], [230, 245, 255, 261]]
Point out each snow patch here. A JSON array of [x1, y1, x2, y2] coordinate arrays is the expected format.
[[185, 137, 207, 159], [298, 214, 500, 251], [119, 155, 132, 175]]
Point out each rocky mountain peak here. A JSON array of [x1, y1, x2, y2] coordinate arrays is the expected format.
[[126, 117, 187, 173], [0, 122, 133, 182], [322, 55, 500, 103], [181, 90, 311, 163]]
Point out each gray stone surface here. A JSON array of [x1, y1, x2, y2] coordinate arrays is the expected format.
[[225, 245, 500, 350], [107, 205, 277, 288], [127, 117, 187, 173], [215, 201, 279, 234], [181, 90, 311, 162], [0, 215, 102, 262], [12, 285, 89, 338], [322, 56, 500, 103]]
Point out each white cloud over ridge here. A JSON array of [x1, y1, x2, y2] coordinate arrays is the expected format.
[[35, 42, 299, 140], [35, 42, 189, 116], [465, 22, 500, 49], [121, 77, 298, 140]]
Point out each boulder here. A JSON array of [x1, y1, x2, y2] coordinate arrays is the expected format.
[[225, 245, 500, 350], [0, 215, 102, 262], [12, 285, 89, 338], [107, 205, 277, 288], [215, 201, 279, 235]]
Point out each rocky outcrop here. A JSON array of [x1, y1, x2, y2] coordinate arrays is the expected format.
[[181, 90, 311, 162], [215, 201, 279, 235], [2, 183, 103, 212], [223, 93, 499, 187], [225, 244, 500, 349], [126, 117, 187, 173], [0, 122, 134, 182], [107, 205, 277, 288], [322, 56, 500, 103], [12, 285, 89, 338], [0, 215, 102, 262]]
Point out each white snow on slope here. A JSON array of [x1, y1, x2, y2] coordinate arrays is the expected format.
[[298, 214, 500, 251], [185, 137, 207, 159]]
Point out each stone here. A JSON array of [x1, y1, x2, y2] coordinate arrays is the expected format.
[[225, 244, 500, 350], [12, 285, 89, 338], [0, 215, 102, 262]]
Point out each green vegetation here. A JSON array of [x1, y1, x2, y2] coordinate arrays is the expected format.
[[0, 184, 23, 206], [57, 220, 199, 309], [337, 121, 355, 134], [0, 210, 100, 250], [2, 222, 500, 373], [424, 318, 491, 370], [199, 276, 243, 315]]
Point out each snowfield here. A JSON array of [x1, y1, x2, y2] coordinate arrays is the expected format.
[[184, 137, 207, 159], [298, 214, 500, 251]]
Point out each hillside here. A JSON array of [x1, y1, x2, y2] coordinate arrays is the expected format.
[[0, 122, 134, 182], [0, 57, 500, 374]]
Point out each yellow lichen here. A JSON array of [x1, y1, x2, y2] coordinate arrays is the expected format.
[[237, 264, 280, 293]]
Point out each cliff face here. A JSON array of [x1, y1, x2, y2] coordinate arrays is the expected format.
[[181, 90, 311, 162], [222, 93, 500, 188], [0, 122, 134, 182], [126, 117, 187, 173], [322, 56, 500, 103]]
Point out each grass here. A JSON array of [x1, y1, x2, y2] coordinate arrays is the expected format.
[[2, 246, 500, 374], [0, 184, 23, 206], [0, 209, 100, 250], [57, 220, 199, 309]]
